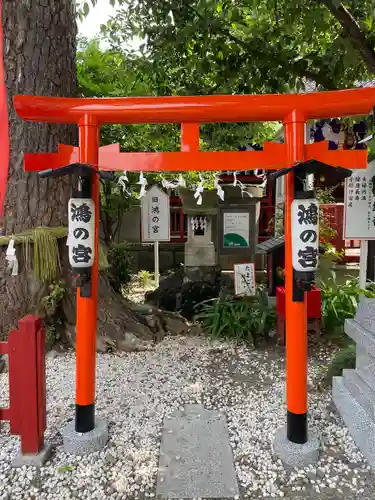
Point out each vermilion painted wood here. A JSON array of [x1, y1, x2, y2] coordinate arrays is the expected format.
[[8, 328, 21, 435], [13, 87, 375, 124], [23, 140, 368, 173], [36, 324, 47, 436], [276, 286, 321, 319], [14, 86, 375, 445], [18, 316, 44, 454], [0, 316, 46, 455], [0, 408, 10, 420]]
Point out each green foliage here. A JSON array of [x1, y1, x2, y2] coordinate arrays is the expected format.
[[42, 281, 66, 316], [194, 289, 276, 346], [319, 272, 375, 334], [103, 0, 372, 95], [107, 242, 134, 293], [41, 281, 66, 349], [326, 344, 356, 382], [77, 39, 279, 158], [137, 270, 154, 288]]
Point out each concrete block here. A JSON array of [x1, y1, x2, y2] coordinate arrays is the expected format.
[[63, 418, 108, 456], [354, 296, 375, 333], [333, 376, 375, 469], [12, 442, 53, 468], [345, 319, 375, 358], [273, 426, 320, 468], [156, 404, 239, 499], [343, 369, 375, 420]]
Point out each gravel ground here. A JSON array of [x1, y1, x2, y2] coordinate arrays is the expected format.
[[0, 336, 374, 500]]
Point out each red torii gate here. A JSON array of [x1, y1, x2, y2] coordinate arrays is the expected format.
[[14, 88, 375, 451]]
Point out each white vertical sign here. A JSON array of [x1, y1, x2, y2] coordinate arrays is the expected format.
[[67, 198, 95, 268], [234, 262, 256, 296], [344, 163, 375, 239], [291, 198, 319, 272], [141, 186, 170, 242]]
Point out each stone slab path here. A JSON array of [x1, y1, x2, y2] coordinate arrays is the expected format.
[[156, 404, 239, 499]]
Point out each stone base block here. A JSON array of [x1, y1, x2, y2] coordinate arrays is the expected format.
[[12, 442, 53, 468], [273, 426, 320, 468], [63, 418, 108, 456], [333, 376, 375, 468]]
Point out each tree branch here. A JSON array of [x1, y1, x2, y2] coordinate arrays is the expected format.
[[319, 0, 375, 74], [185, 4, 336, 90]]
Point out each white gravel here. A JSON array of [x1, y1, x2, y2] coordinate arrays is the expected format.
[[0, 337, 373, 499]]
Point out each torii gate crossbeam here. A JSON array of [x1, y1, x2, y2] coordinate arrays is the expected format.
[[13, 88, 375, 459]]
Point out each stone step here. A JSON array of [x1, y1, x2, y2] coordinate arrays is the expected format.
[[156, 404, 239, 499], [345, 319, 375, 358], [342, 369, 375, 420], [357, 363, 375, 391], [332, 376, 375, 468]]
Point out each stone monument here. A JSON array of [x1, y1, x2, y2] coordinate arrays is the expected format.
[[179, 188, 218, 269], [332, 295, 375, 468]]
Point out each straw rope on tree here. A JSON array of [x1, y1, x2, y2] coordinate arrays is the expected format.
[[0, 226, 108, 283]]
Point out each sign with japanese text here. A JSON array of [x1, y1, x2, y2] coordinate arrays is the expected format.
[[67, 198, 95, 268], [223, 212, 250, 248], [291, 198, 319, 272], [344, 164, 375, 239], [234, 262, 256, 296], [141, 186, 170, 242]]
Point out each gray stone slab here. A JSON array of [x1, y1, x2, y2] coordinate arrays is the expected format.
[[156, 404, 239, 499], [333, 376, 375, 469], [63, 418, 108, 456], [273, 427, 320, 468], [345, 319, 375, 358], [12, 442, 53, 468], [354, 296, 375, 332], [343, 369, 375, 420]]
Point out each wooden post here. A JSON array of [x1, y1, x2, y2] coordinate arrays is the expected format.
[[75, 116, 100, 433], [284, 113, 308, 444]]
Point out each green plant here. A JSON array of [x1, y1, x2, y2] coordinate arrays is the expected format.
[[326, 344, 356, 383], [319, 272, 375, 335], [41, 281, 66, 316], [45, 320, 62, 350], [107, 242, 134, 293], [137, 270, 154, 288], [194, 288, 276, 346]]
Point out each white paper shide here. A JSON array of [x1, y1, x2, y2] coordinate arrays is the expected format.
[[67, 198, 95, 268], [291, 198, 319, 272]]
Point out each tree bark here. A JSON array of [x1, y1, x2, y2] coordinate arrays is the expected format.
[[0, 1, 77, 336]]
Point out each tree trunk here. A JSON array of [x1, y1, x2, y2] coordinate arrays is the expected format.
[[0, 1, 77, 336], [0, 1, 189, 347]]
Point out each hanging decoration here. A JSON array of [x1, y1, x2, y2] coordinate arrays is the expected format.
[[313, 118, 371, 150], [190, 216, 208, 231], [193, 173, 204, 205], [137, 171, 148, 199], [214, 174, 225, 201], [5, 238, 18, 276], [117, 170, 131, 195]]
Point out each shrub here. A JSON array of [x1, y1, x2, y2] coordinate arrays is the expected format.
[[326, 344, 356, 383], [319, 271, 375, 335], [107, 242, 134, 293], [194, 288, 276, 346], [137, 270, 154, 288]]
